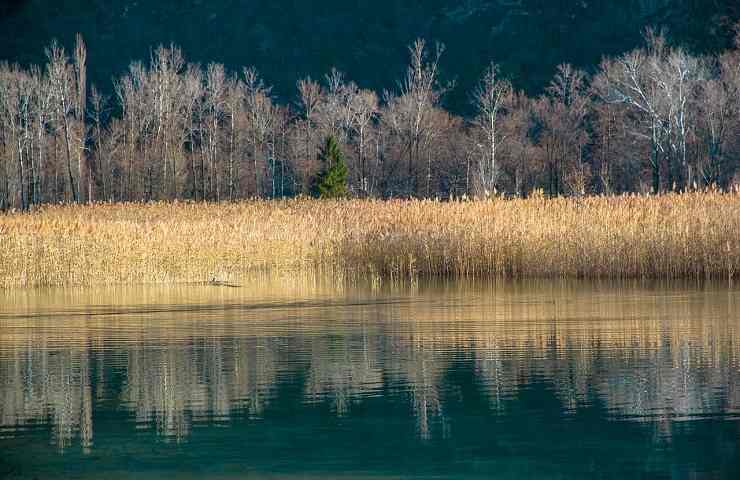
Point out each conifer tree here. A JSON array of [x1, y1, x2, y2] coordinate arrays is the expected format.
[[313, 135, 349, 198]]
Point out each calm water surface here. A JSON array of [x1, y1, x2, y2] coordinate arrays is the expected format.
[[0, 278, 738, 479]]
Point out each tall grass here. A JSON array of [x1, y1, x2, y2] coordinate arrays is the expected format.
[[1, 191, 739, 287]]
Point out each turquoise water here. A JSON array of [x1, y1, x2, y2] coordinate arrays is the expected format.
[[1, 279, 738, 479]]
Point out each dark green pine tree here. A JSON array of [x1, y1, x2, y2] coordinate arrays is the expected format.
[[313, 135, 349, 198]]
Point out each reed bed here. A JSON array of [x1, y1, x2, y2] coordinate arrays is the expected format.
[[1, 191, 739, 287]]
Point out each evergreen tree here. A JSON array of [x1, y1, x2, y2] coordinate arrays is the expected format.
[[313, 135, 349, 198]]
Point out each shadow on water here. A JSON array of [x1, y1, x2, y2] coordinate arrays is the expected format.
[[0, 277, 738, 479]]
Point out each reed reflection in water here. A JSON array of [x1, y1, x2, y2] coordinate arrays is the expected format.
[[0, 277, 738, 479]]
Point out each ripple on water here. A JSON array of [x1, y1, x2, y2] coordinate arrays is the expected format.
[[0, 279, 739, 478]]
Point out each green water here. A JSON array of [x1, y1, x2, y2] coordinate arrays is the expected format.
[[1, 278, 738, 479]]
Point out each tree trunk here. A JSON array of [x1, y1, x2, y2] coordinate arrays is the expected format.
[[228, 115, 235, 200], [61, 115, 78, 202], [253, 135, 260, 197], [16, 137, 26, 210]]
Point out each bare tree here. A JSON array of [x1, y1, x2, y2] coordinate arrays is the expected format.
[[650, 47, 706, 189], [204, 63, 226, 201], [243, 67, 274, 197], [349, 89, 378, 196], [114, 61, 153, 200], [498, 90, 535, 197], [471, 62, 512, 196], [549, 64, 591, 195], [3, 34, 740, 207], [150, 44, 185, 198], [0, 66, 32, 209], [181, 64, 203, 200], [596, 31, 706, 192], [696, 49, 740, 188], [316, 69, 353, 143], [89, 86, 109, 201], [46, 40, 79, 202], [383, 39, 452, 196], [74, 34, 87, 202], [29, 66, 53, 205], [224, 74, 244, 200], [532, 64, 590, 196]]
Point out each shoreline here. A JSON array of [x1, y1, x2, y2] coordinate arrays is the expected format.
[[1, 192, 739, 288]]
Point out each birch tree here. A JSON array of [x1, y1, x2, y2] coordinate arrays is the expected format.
[[150, 45, 185, 198], [46, 41, 79, 202], [472, 62, 511, 196], [243, 67, 274, 196], [204, 63, 226, 200], [348, 88, 378, 196], [73, 34, 87, 202]]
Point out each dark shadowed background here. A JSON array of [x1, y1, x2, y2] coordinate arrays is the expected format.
[[1, 0, 738, 112]]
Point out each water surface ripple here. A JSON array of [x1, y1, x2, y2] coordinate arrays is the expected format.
[[1, 278, 738, 479]]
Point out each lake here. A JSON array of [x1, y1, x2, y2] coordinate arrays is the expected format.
[[1, 277, 738, 479]]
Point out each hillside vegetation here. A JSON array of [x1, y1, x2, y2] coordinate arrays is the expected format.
[[2, 29, 740, 210], [1, 1, 737, 108]]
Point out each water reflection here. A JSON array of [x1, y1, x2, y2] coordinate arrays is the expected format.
[[0, 342, 93, 451], [0, 278, 738, 476], [120, 337, 279, 441]]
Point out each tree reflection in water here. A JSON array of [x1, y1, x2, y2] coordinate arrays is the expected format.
[[0, 278, 738, 453]]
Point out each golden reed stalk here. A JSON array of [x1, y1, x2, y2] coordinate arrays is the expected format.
[[1, 191, 739, 287]]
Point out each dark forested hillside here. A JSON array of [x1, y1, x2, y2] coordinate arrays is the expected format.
[[1, 1, 739, 210], [1, 0, 737, 112]]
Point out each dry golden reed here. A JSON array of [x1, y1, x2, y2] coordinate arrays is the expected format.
[[1, 191, 739, 287]]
